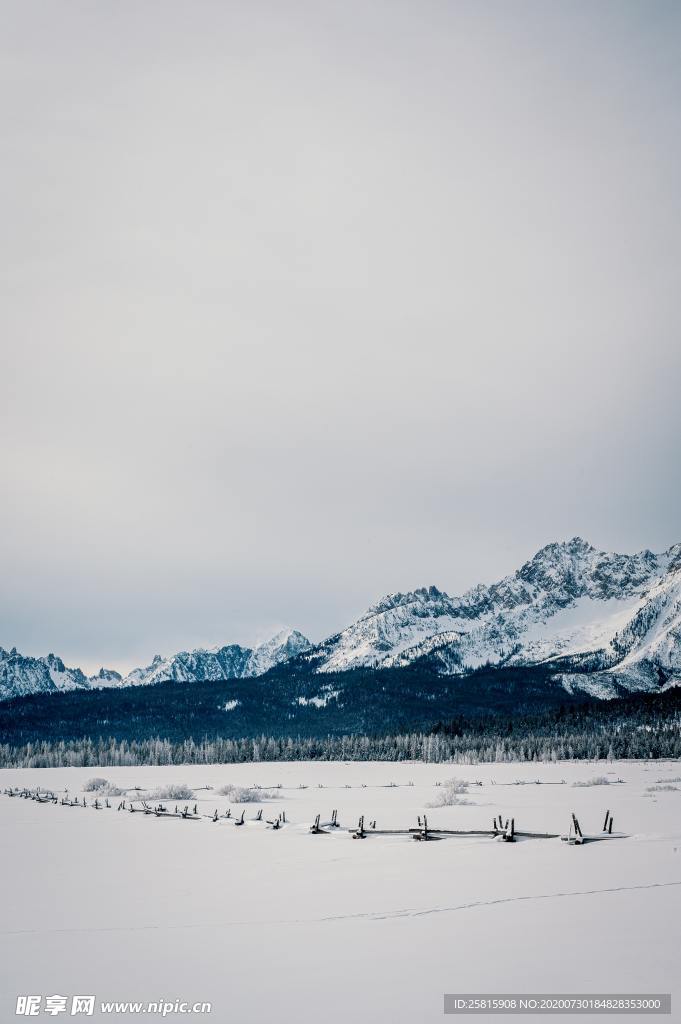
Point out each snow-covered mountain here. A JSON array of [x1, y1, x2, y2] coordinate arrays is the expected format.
[[121, 629, 312, 688], [301, 537, 681, 697], [0, 649, 91, 701], [243, 628, 312, 677], [3, 539, 680, 705], [0, 629, 311, 702]]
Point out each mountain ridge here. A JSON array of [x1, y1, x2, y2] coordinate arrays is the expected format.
[[2, 537, 680, 703], [0, 629, 312, 702], [299, 536, 681, 696]]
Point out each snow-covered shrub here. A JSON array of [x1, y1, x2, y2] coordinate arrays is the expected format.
[[427, 777, 472, 807], [218, 784, 272, 802], [427, 790, 472, 807], [83, 777, 124, 796], [83, 777, 109, 792], [656, 776, 681, 784], [441, 777, 469, 793], [148, 783, 194, 800], [646, 784, 679, 792], [572, 776, 611, 787]]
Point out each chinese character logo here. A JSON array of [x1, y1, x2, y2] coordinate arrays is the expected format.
[[70, 996, 95, 1016], [16, 996, 41, 1017]]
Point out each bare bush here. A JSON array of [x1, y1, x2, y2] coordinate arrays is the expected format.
[[441, 777, 469, 793], [83, 777, 109, 792], [428, 792, 473, 807], [646, 784, 679, 792], [572, 776, 612, 787], [218, 784, 273, 803], [427, 777, 473, 807], [83, 777, 124, 796], [147, 783, 194, 800]]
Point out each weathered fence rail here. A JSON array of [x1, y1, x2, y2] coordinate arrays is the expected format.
[[3, 788, 626, 846]]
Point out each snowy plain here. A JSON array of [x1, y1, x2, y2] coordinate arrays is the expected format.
[[1, 760, 679, 1023]]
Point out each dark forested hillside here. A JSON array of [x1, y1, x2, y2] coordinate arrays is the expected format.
[[0, 661, 600, 746], [0, 687, 679, 768], [0, 656, 679, 769]]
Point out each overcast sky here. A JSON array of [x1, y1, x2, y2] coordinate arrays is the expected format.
[[2, 0, 680, 673]]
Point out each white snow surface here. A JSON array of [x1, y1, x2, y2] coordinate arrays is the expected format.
[[507, 594, 641, 663], [1, 759, 679, 1023]]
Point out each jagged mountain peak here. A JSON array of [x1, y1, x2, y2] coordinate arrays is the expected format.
[[494, 537, 663, 606], [264, 627, 309, 647], [315, 538, 681, 691], [120, 629, 312, 688], [536, 535, 595, 556], [244, 629, 312, 677], [520, 536, 597, 574], [0, 646, 89, 701], [92, 667, 123, 683], [361, 540, 618, 629], [363, 585, 452, 620]]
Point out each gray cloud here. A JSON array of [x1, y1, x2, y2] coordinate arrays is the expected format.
[[2, 0, 680, 672]]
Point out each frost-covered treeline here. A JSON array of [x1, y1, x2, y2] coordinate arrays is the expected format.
[[1, 695, 679, 768]]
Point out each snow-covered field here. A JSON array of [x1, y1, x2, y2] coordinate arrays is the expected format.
[[1, 760, 679, 1022]]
